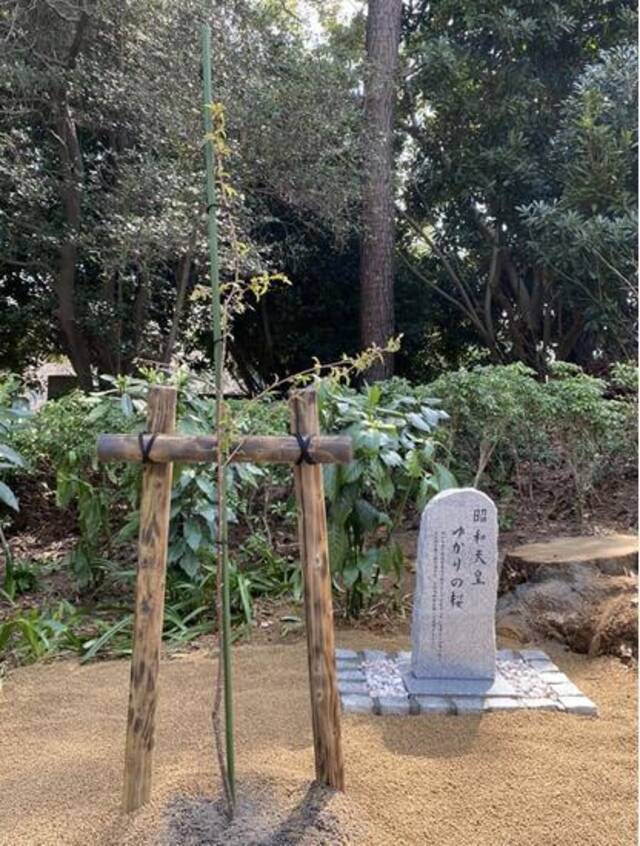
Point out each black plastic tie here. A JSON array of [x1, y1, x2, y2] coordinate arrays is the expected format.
[[138, 432, 157, 463], [294, 432, 316, 466]]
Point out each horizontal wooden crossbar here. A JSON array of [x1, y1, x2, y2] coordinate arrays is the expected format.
[[97, 433, 352, 465]]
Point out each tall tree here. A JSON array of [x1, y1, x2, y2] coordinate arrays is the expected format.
[[0, 0, 362, 387], [399, 0, 637, 373], [359, 0, 403, 381]]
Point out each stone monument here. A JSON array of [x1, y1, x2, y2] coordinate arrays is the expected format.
[[336, 486, 599, 716], [403, 487, 515, 696]]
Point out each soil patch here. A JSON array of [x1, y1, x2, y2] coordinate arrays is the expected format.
[[0, 631, 636, 846], [161, 782, 363, 845]]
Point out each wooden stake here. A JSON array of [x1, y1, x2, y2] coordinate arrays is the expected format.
[[289, 387, 345, 790], [123, 385, 177, 812]]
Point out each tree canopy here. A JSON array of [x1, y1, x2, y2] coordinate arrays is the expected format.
[[0, 0, 636, 387]]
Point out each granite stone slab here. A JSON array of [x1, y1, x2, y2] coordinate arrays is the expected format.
[[401, 671, 518, 698], [411, 489, 499, 680]]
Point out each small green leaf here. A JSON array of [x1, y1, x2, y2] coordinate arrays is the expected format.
[[434, 463, 457, 491], [323, 464, 338, 501], [184, 520, 202, 551], [121, 393, 134, 417], [407, 412, 431, 432], [342, 563, 360, 587], [328, 523, 349, 570], [381, 449, 403, 468], [0, 480, 18, 511], [0, 444, 25, 467], [179, 550, 200, 578]]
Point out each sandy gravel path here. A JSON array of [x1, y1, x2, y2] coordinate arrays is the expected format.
[[0, 631, 636, 845]]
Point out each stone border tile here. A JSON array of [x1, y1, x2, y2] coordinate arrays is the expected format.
[[377, 696, 411, 716], [484, 697, 526, 711], [522, 698, 561, 711], [338, 681, 368, 695], [337, 649, 597, 718], [526, 658, 560, 672], [341, 694, 373, 714], [413, 696, 456, 714], [548, 681, 583, 697], [559, 696, 598, 716], [337, 668, 366, 682], [452, 697, 487, 713], [335, 648, 359, 660], [520, 649, 550, 661]]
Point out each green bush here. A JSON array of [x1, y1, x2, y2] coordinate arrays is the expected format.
[[319, 378, 454, 616], [2, 362, 635, 664], [0, 374, 32, 595], [427, 361, 637, 517]]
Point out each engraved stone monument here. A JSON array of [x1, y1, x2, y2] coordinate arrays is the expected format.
[[337, 490, 599, 716], [403, 487, 516, 696]]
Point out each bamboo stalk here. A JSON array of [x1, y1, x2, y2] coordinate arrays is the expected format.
[[97, 433, 353, 465], [289, 387, 345, 790], [122, 386, 176, 812], [202, 23, 235, 809]]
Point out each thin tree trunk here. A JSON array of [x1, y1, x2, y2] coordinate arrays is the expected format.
[[359, 0, 403, 381], [163, 231, 197, 363], [53, 98, 93, 390], [131, 263, 151, 361]]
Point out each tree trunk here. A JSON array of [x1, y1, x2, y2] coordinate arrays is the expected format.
[[359, 0, 403, 381], [53, 98, 94, 390], [163, 231, 197, 363]]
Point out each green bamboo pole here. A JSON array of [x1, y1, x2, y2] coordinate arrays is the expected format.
[[201, 23, 235, 806]]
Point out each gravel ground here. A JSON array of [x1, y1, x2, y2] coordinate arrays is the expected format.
[[0, 632, 636, 846]]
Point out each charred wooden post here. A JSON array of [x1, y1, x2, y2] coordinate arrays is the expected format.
[[289, 388, 345, 790], [122, 385, 177, 812]]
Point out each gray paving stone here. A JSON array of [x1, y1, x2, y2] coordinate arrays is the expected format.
[[338, 681, 369, 695], [337, 669, 366, 682], [452, 697, 487, 713], [346, 646, 598, 719], [539, 671, 566, 684], [484, 697, 526, 711], [520, 649, 551, 661], [377, 696, 411, 716], [523, 698, 560, 711], [403, 671, 517, 697], [341, 694, 373, 714], [560, 696, 598, 716], [336, 660, 360, 672], [335, 649, 358, 661], [549, 681, 583, 697], [497, 649, 521, 661], [414, 696, 456, 714], [526, 658, 560, 672]]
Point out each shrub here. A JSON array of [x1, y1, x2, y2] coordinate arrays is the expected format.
[[426, 362, 638, 518], [319, 378, 454, 616]]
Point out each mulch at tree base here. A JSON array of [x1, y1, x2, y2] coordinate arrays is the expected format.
[[0, 631, 636, 846]]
